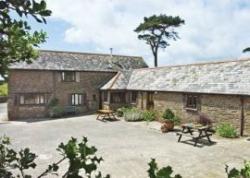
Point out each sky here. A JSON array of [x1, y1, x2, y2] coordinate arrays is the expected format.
[[30, 0, 250, 67]]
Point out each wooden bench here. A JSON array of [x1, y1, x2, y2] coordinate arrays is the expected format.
[[177, 124, 215, 146], [64, 106, 76, 115], [96, 109, 117, 121]]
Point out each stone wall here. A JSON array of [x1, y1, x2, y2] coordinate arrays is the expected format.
[[137, 91, 250, 135], [244, 98, 250, 135], [8, 70, 115, 120]]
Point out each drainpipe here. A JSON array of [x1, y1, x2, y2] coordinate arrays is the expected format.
[[240, 96, 245, 136]]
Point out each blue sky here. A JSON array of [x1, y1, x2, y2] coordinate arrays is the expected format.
[[30, 0, 250, 66]]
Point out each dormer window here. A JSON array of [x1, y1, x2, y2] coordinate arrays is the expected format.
[[61, 71, 76, 82]]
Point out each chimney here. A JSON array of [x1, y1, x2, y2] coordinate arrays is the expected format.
[[110, 48, 113, 57]]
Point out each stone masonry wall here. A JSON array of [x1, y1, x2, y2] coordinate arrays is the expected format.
[[137, 91, 248, 135], [8, 70, 115, 120]]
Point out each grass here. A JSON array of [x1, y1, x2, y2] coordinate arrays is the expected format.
[[0, 83, 8, 96]]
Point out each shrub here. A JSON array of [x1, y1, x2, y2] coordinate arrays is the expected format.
[[123, 107, 143, 121], [143, 110, 157, 122], [162, 109, 180, 124], [48, 97, 59, 108], [49, 106, 64, 118], [226, 161, 250, 178], [116, 106, 132, 117], [199, 113, 212, 126], [216, 123, 238, 138], [0, 83, 8, 96]]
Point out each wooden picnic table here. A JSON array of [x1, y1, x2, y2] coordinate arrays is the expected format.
[[96, 109, 117, 121], [176, 123, 215, 146]]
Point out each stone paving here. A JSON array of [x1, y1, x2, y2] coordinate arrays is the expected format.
[[0, 115, 249, 178]]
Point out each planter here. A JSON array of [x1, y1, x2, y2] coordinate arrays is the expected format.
[[161, 120, 174, 133]]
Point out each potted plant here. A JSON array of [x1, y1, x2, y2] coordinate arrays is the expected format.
[[161, 109, 180, 133]]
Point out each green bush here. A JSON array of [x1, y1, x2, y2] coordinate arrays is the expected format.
[[49, 106, 64, 118], [162, 109, 180, 124], [143, 110, 157, 122], [48, 97, 59, 108], [123, 107, 143, 121], [0, 83, 8, 96], [226, 161, 250, 178], [116, 106, 132, 117], [216, 123, 238, 138]]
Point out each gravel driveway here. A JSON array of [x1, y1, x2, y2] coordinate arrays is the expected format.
[[0, 115, 249, 178]]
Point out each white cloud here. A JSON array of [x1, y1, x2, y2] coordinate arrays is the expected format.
[[46, 0, 250, 66]]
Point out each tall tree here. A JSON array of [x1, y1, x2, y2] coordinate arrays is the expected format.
[[243, 47, 250, 53], [135, 14, 184, 67], [0, 0, 52, 80]]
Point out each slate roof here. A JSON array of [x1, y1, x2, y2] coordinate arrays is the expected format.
[[102, 58, 250, 96], [101, 70, 132, 90], [10, 50, 148, 72]]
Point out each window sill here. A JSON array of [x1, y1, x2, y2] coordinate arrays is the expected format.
[[185, 107, 198, 112]]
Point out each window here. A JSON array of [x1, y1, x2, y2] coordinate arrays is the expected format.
[[186, 94, 198, 109], [62, 71, 75, 82], [71, 94, 86, 106], [92, 94, 97, 101], [131, 92, 138, 103], [103, 91, 108, 102], [19, 94, 47, 105], [111, 92, 125, 103]]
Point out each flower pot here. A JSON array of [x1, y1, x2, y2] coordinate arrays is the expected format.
[[161, 120, 174, 133]]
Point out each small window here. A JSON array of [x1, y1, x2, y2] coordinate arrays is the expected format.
[[111, 92, 125, 103], [131, 92, 137, 103], [19, 94, 46, 105], [103, 91, 108, 102], [62, 71, 76, 82], [186, 94, 198, 109], [71, 94, 86, 106], [93, 94, 97, 101]]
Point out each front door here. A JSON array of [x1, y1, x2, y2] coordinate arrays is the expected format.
[[146, 92, 154, 110]]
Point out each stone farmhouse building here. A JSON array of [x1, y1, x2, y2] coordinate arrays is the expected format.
[[8, 50, 250, 135]]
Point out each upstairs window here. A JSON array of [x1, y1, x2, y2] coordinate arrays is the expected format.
[[71, 94, 86, 106], [19, 94, 47, 105], [186, 94, 198, 109], [111, 92, 125, 103], [62, 71, 76, 82], [131, 91, 138, 103]]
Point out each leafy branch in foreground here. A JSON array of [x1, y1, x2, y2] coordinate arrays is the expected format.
[[148, 158, 181, 178], [0, 136, 109, 178], [226, 161, 250, 178], [0, 0, 52, 80]]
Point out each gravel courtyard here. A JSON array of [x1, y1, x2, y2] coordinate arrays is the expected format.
[[0, 115, 249, 178]]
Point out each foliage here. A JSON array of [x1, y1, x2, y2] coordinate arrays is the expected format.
[[162, 109, 180, 124], [0, 83, 7, 96], [198, 113, 212, 126], [143, 110, 157, 122], [123, 107, 143, 121], [0, 135, 37, 178], [147, 158, 182, 178], [216, 123, 238, 138], [48, 97, 59, 108], [243, 47, 250, 53], [0, 0, 52, 80], [226, 161, 250, 178], [49, 106, 64, 118], [0, 136, 110, 178], [134, 14, 184, 67], [116, 106, 132, 117]]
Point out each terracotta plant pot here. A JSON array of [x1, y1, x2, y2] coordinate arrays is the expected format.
[[160, 120, 174, 133]]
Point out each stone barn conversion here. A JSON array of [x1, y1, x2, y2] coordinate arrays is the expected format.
[[8, 50, 147, 120], [8, 50, 250, 135]]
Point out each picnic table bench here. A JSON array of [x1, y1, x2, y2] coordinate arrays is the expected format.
[[96, 109, 117, 121], [176, 123, 215, 146]]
